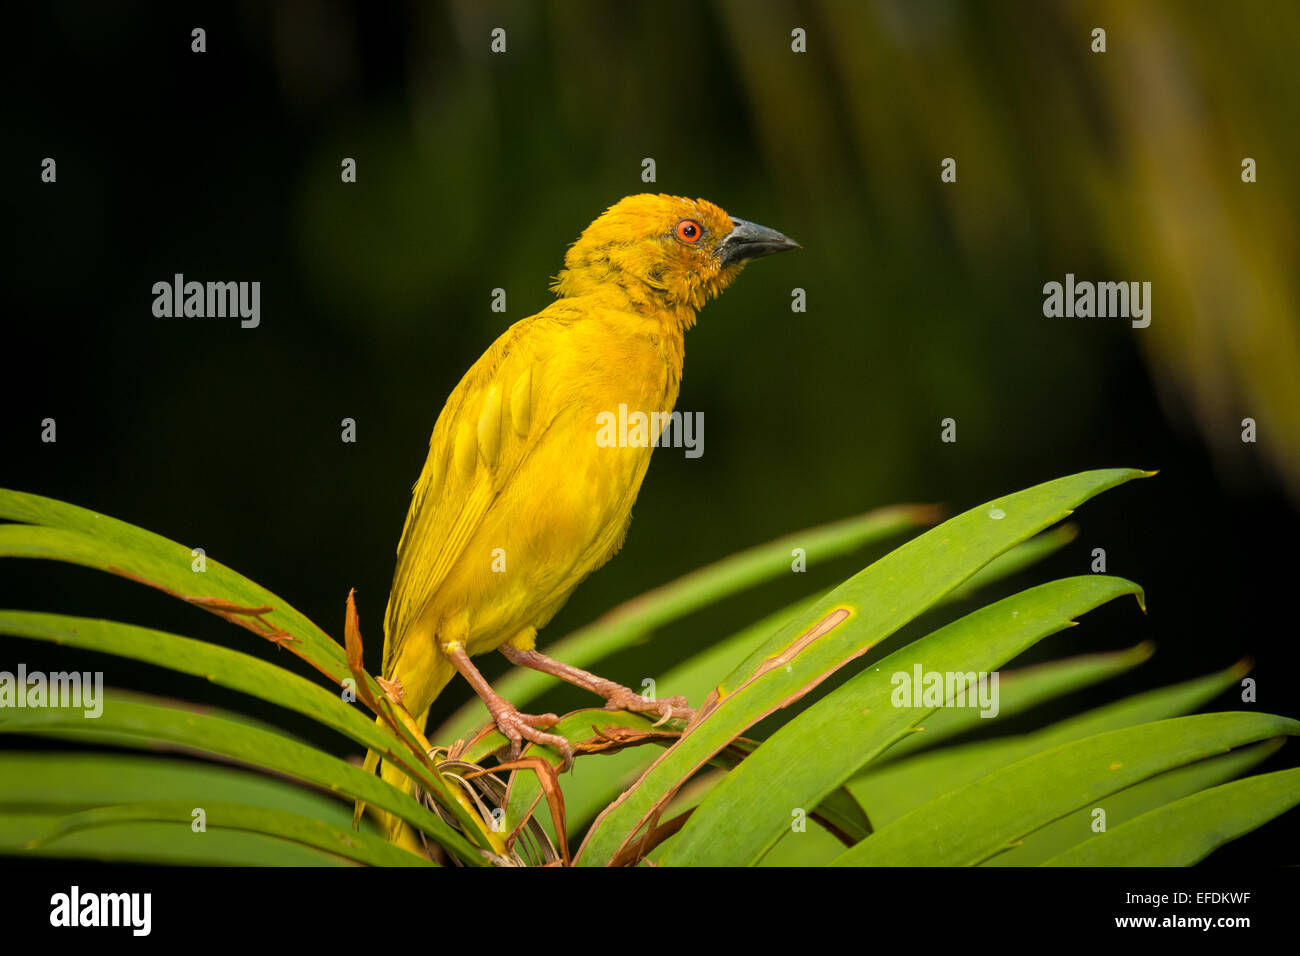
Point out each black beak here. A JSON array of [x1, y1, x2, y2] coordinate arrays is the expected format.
[[718, 217, 801, 267]]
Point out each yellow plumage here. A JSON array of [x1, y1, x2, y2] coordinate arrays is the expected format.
[[366, 194, 797, 847]]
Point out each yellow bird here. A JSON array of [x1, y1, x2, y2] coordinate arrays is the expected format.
[[370, 193, 797, 840]]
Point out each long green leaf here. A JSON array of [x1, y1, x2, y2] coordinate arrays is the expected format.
[[0, 751, 374, 831], [534, 528, 1094, 838], [987, 738, 1283, 865], [532, 596, 820, 837], [479, 706, 869, 849], [1042, 767, 1300, 866], [661, 575, 1143, 866], [578, 468, 1149, 865], [0, 610, 489, 841], [1, 611, 399, 759], [0, 690, 490, 865], [32, 801, 431, 867], [878, 642, 1155, 764], [831, 713, 1300, 866], [0, 812, 351, 866], [849, 660, 1248, 826], [947, 522, 1078, 601], [0, 489, 359, 690]]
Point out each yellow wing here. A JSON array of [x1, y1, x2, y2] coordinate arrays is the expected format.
[[381, 307, 575, 674]]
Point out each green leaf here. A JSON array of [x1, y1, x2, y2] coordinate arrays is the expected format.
[[542, 529, 1096, 838], [661, 575, 1143, 866], [808, 786, 874, 844], [850, 660, 1248, 826], [535, 597, 819, 837], [0, 610, 490, 841], [946, 522, 1078, 601], [0, 812, 352, 866], [433, 504, 936, 742], [0, 751, 374, 831], [1, 611, 397, 760], [32, 801, 432, 867], [986, 738, 1283, 865], [758, 818, 855, 866], [0, 489, 361, 691], [0, 690, 491, 865], [1042, 766, 1300, 866], [577, 468, 1150, 865], [831, 712, 1300, 866], [878, 642, 1155, 765]]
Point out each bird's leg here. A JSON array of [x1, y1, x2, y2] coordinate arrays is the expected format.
[[499, 644, 694, 726], [442, 642, 574, 767]]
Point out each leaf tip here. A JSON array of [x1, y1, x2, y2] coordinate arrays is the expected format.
[[1133, 639, 1157, 661], [913, 503, 946, 525]]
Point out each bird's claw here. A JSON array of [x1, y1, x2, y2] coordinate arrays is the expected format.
[[603, 687, 694, 726], [490, 704, 573, 769]]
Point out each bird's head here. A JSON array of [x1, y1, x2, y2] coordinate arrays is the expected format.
[[552, 194, 799, 323]]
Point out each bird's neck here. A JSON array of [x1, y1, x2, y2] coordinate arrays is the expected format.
[[552, 269, 699, 335], [554, 283, 689, 395]]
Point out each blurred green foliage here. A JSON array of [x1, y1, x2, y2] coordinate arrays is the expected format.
[[288, 0, 1300, 508]]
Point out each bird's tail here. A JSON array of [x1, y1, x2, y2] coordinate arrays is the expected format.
[[354, 713, 430, 855], [353, 651, 456, 850], [354, 741, 382, 819], [352, 715, 386, 831]]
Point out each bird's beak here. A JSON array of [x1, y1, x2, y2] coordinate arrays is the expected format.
[[718, 217, 801, 267]]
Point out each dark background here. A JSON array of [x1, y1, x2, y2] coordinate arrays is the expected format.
[[3, 1, 1298, 863]]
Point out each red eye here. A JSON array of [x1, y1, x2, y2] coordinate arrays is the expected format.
[[675, 219, 702, 243]]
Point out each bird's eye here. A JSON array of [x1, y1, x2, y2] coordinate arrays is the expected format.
[[675, 219, 702, 243]]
